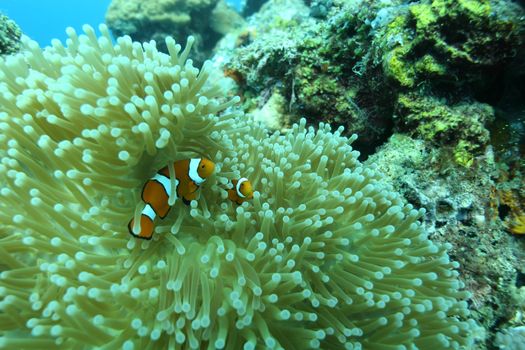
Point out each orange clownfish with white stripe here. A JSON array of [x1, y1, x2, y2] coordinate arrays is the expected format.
[[128, 158, 215, 240], [227, 178, 254, 205]]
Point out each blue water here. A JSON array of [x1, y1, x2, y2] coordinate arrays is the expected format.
[[0, 0, 111, 47], [1, 0, 243, 48]]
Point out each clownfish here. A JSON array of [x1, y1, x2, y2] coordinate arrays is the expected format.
[[227, 178, 254, 205], [128, 158, 215, 240]]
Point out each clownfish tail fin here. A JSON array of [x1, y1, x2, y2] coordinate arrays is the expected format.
[[127, 220, 149, 240], [127, 217, 154, 240], [128, 203, 156, 240]]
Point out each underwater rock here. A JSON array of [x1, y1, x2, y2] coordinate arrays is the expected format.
[[105, 0, 244, 65], [250, 89, 292, 131], [394, 93, 495, 167], [241, 0, 269, 16], [366, 134, 523, 349], [379, 0, 524, 91], [213, 0, 312, 128], [215, 0, 525, 156], [305, 0, 334, 18], [0, 13, 21, 56]]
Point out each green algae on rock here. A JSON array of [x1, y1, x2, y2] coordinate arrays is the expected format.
[[0, 25, 475, 349], [216, 0, 524, 156], [380, 0, 524, 89], [395, 93, 495, 167], [0, 13, 21, 56]]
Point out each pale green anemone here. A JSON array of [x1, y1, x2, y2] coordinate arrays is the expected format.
[[0, 25, 474, 349]]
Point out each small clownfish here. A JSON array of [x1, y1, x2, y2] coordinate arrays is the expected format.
[[128, 158, 215, 240], [227, 178, 254, 205]]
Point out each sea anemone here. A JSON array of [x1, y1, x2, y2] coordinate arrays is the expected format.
[[0, 25, 473, 349]]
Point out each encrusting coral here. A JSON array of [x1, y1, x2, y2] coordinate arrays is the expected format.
[[0, 25, 474, 349]]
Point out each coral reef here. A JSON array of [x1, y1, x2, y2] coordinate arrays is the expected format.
[[366, 134, 524, 348], [213, 0, 315, 128], [510, 216, 525, 234], [0, 25, 474, 349], [250, 90, 292, 131], [0, 13, 21, 56], [491, 112, 525, 236], [394, 94, 495, 167], [241, 0, 269, 16], [493, 166, 525, 235], [105, 0, 244, 65], [379, 0, 523, 90], [216, 0, 525, 156], [306, 0, 334, 19], [212, 3, 525, 347]]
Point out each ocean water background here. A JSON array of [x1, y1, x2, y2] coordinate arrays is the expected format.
[[1, 0, 243, 47]]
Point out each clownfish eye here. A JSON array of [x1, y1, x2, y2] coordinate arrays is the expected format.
[[201, 165, 205, 168]]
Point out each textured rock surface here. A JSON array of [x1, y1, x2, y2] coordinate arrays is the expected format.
[[105, 0, 244, 65], [394, 94, 495, 167], [366, 134, 524, 349], [215, 0, 525, 158], [0, 13, 21, 56]]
